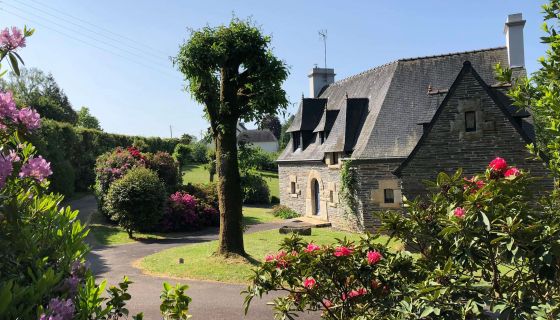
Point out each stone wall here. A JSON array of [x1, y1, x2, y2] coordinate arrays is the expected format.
[[399, 67, 552, 199], [278, 159, 404, 231]]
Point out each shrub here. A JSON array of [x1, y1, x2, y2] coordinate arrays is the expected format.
[[146, 151, 180, 190], [179, 182, 219, 209], [238, 144, 278, 174], [191, 142, 208, 163], [104, 167, 165, 237], [246, 157, 560, 319], [161, 191, 219, 232], [271, 205, 299, 219], [270, 195, 280, 204], [241, 173, 270, 204], [172, 143, 193, 167], [94, 147, 145, 218]]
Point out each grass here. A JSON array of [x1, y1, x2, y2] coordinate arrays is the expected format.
[[139, 229, 396, 284], [88, 206, 282, 246], [181, 163, 279, 199]]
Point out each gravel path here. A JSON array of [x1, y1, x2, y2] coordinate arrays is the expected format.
[[72, 195, 319, 319]]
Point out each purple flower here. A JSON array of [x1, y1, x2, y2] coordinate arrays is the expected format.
[[18, 107, 41, 130], [0, 91, 19, 122], [0, 27, 26, 50], [19, 156, 52, 182], [0, 154, 14, 189], [39, 298, 74, 320]]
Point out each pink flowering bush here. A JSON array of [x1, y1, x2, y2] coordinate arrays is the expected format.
[[161, 191, 219, 231], [247, 158, 560, 319]]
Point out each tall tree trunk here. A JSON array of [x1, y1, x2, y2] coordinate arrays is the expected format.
[[215, 120, 245, 256]]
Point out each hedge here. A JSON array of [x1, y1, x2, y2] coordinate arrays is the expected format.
[[30, 119, 180, 196]]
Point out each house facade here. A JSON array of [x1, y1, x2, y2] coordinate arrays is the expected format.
[[277, 14, 551, 231]]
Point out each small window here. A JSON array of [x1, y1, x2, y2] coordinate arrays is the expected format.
[[290, 182, 296, 194], [331, 152, 339, 164], [384, 189, 395, 204], [293, 132, 301, 151], [329, 190, 334, 203], [465, 111, 476, 132]]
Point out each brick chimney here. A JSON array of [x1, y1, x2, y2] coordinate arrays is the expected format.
[[308, 67, 335, 98], [504, 13, 526, 68]]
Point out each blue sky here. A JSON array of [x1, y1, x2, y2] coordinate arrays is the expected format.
[[0, 0, 549, 139]]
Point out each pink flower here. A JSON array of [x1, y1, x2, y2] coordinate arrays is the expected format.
[[322, 299, 333, 308], [489, 157, 508, 172], [18, 107, 41, 130], [453, 207, 465, 219], [0, 91, 19, 121], [264, 254, 275, 262], [0, 155, 14, 189], [334, 246, 354, 257], [367, 250, 383, 265], [504, 167, 520, 179], [0, 27, 26, 50], [304, 243, 321, 253], [19, 156, 52, 182], [342, 288, 367, 301], [303, 277, 316, 289]]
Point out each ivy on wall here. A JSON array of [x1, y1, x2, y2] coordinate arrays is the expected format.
[[340, 159, 360, 223]]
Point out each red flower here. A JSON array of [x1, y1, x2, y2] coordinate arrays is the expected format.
[[303, 277, 316, 289], [322, 299, 333, 309], [342, 288, 367, 301], [453, 207, 465, 218], [264, 254, 275, 262], [489, 157, 508, 172], [304, 243, 321, 253], [333, 246, 354, 257], [505, 167, 520, 179], [367, 250, 383, 265]]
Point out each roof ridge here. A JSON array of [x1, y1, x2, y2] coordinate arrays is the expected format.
[[398, 46, 506, 62], [327, 60, 399, 87]]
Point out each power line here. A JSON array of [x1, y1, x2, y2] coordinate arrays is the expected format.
[[27, 0, 170, 56], [8, 0, 170, 62], [1, 1, 171, 69], [0, 7, 178, 79]]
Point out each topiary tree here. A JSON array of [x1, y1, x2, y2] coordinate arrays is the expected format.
[[76, 106, 101, 130], [174, 18, 289, 255], [104, 167, 165, 238]]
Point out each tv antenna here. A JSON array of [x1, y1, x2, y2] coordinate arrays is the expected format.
[[318, 29, 327, 69]]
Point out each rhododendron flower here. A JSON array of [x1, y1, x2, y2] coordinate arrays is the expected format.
[[7, 150, 20, 162], [322, 299, 333, 308], [367, 250, 383, 265], [264, 254, 275, 262], [18, 107, 41, 130], [0, 27, 26, 50], [39, 298, 74, 320], [453, 207, 465, 218], [334, 246, 353, 257], [19, 156, 52, 182], [489, 157, 507, 172], [304, 242, 320, 253], [303, 277, 316, 289], [342, 288, 367, 301], [505, 167, 520, 179], [274, 251, 289, 269], [463, 176, 485, 193], [0, 155, 14, 189], [0, 91, 19, 121]]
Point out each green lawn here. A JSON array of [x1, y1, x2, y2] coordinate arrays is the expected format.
[[139, 229, 396, 284], [88, 206, 281, 246], [181, 163, 279, 199]]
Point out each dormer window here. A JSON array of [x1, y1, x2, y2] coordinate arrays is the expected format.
[[465, 111, 476, 132], [293, 132, 301, 151]]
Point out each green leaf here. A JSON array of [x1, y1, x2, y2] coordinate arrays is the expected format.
[[481, 212, 491, 231], [420, 307, 434, 317], [8, 52, 20, 76]]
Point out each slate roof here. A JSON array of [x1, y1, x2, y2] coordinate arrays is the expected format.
[[238, 129, 278, 143], [278, 47, 517, 162]]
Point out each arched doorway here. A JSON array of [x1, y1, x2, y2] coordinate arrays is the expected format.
[[312, 179, 320, 215]]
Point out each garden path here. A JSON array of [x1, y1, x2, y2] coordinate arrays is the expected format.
[[73, 195, 319, 320]]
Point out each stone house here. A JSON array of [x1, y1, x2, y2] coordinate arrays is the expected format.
[[277, 13, 550, 231], [238, 129, 279, 153]]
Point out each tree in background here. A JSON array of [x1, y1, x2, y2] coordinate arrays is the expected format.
[[0, 67, 78, 124], [180, 133, 196, 145], [279, 114, 294, 149], [175, 18, 289, 256], [258, 114, 281, 140], [76, 106, 101, 130]]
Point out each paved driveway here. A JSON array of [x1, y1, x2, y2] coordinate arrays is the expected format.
[[73, 195, 319, 319]]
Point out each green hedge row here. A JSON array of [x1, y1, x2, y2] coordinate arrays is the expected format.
[[30, 120, 180, 196]]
